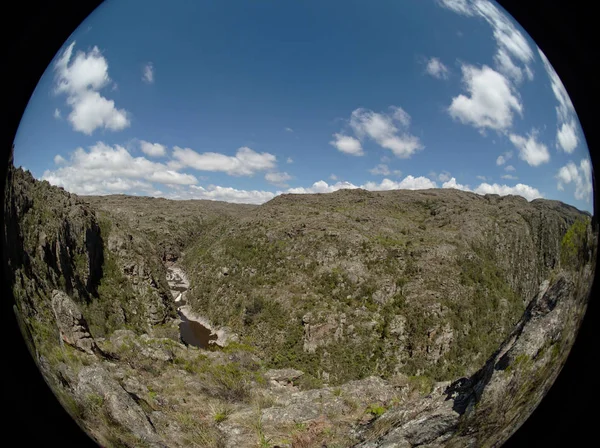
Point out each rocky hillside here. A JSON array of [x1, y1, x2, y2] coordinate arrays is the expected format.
[[81, 194, 255, 263], [180, 188, 592, 384], [2, 158, 596, 448]]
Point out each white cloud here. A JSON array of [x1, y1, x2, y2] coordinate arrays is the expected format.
[[556, 121, 578, 153], [142, 62, 154, 84], [556, 159, 593, 202], [504, 165, 515, 172], [449, 64, 522, 131], [370, 164, 391, 176], [41, 142, 197, 195], [538, 48, 579, 153], [538, 48, 575, 124], [285, 127, 294, 133], [438, 171, 452, 182], [172, 146, 277, 176], [182, 185, 276, 204], [473, 0, 533, 65], [442, 177, 471, 191], [496, 151, 512, 165], [54, 108, 61, 119], [501, 174, 518, 180], [140, 140, 167, 157], [329, 174, 338, 181], [509, 131, 550, 166], [53, 42, 130, 135], [437, 0, 474, 16], [54, 155, 67, 165], [494, 49, 523, 83], [286, 157, 293, 164], [287, 180, 360, 195], [362, 176, 437, 191], [439, 1, 534, 81], [525, 66, 534, 81], [369, 164, 402, 177], [425, 57, 450, 79], [474, 182, 543, 201], [286, 176, 437, 195], [476, 175, 487, 181], [347, 106, 423, 158], [330, 133, 364, 156], [265, 171, 292, 187], [66, 91, 130, 135]]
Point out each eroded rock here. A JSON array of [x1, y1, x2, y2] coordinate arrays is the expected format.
[[51, 290, 98, 354], [75, 365, 161, 446]]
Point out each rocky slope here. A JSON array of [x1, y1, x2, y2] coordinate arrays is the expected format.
[[2, 158, 596, 448], [179, 188, 592, 384]]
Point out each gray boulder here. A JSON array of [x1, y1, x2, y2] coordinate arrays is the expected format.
[[51, 290, 98, 354], [75, 365, 161, 446]]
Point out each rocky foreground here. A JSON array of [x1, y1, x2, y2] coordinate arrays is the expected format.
[[3, 159, 597, 447]]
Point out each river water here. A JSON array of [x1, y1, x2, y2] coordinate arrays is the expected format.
[[165, 265, 217, 348]]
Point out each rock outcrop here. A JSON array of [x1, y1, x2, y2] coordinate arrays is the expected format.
[[75, 365, 162, 447], [355, 263, 595, 447], [3, 158, 596, 448], [51, 289, 98, 354]]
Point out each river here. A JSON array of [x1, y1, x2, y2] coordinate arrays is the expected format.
[[165, 265, 218, 348]]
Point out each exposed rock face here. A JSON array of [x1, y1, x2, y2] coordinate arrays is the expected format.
[[3, 165, 105, 308], [3, 164, 176, 343], [51, 289, 98, 354], [355, 263, 595, 447], [177, 187, 592, 384], [3, 159, 596, 448], [302, 310, 346, 353], [264, 368, 304, 386], [75, 366, 161, 446]]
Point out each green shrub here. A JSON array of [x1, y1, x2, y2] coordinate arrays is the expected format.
[[366, 404, 386, 417], [560, 217, 590, 270]]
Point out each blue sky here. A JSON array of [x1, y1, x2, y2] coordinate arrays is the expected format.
[[13, 0, 593, 212]]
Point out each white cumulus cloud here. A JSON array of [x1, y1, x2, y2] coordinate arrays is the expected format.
[[362, 176, 437, 191], [449, 64, 522, 131], [556, 159, 593, 202], [53, 42, 130, 135], [474, 182, 543, 201], [556, 121, 578, 154], [42, 142, 197, 195], [140, 140, 167, 157], [172, 146, 277, 176], [347, 106, 423, 158], [181, 185, 276, 204], [442, 177, 472, 191], [330, 133, 364, 156], [509, 131, 550, 166], [54, 155, 67, 165]]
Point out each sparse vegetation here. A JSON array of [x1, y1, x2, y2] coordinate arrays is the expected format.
[[4, 166, 595, 448]]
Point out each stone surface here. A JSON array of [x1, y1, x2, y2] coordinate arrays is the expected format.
[[75, 366, 160, 446], [51, 289, 98, 354]]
